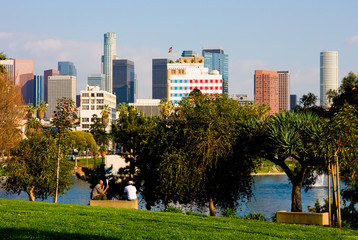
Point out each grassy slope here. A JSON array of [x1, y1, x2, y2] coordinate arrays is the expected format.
[[0, 199, 357, 240]]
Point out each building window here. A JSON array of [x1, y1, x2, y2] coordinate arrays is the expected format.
[[97, 99, 104, 104], [82, 99, 89, 104], [91, 93, 95, 97], [185, 87, 188, 90], [195, 80, 198, 83], [210, 87, 213, 90], [82, 105, 89, 110], [175, 87, 177, 90], [97, 93, 103, 97], [205, 80, 208, 83], [220, 87, 222, 90], [210, 80, 213, 83], [170, 87, 172, 90], [215, 87, 218, 90], [82, 93, 89, 97], [184, 80, 187, 83], [82, 118, 89, 122], [91, 105, 95, 110], [170, 94, 173, 97], [180, 87, 182, 90], [215, 80, 218, 83], [97, 105, 103, 110], [200, 87, 203, 90], [200, 80, 203, 83], [174, 94, 177, 97], [91, 99, 95, 104], [180, 94, 182, 97], [190, 80, 193, 83], [180, 80, 182, 83], [190, 87, 193, 90], [220, 79, 223, 83], [205, 87, 208, 90], [82, 124, 90, 129]]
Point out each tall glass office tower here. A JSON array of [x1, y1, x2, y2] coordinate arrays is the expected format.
[[58, 61, 77, 76], [34, 75, 44, 106], [152, 59, 169, 99], [113, 60, 136, 105], [320, 51, 338, 108], [88, 74, 105, 90], [103, 32, 118, 93], [202, 48, 229, 95]]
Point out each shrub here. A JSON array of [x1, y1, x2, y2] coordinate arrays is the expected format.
[[222, 208, 238, 218], [163, 205, 183, 214], [243, 212, 266, 221], [271, 212, 277, 222]]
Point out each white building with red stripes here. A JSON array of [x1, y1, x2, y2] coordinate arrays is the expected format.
[[168, 61, 223, 103]]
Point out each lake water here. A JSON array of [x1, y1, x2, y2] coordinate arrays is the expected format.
[[0, 174, 333, 218]]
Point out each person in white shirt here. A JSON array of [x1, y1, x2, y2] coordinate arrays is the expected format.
[[123, 180, 137, 201]]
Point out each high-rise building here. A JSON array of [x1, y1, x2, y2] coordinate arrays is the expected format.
[[129, 99, 161, 116], [320, 51, 338, 108], [44, 69, 60, 103], [113, 59, 136, 105], [168, 55, 222, 103], [79, 85, 116, 132], [152, 59, 169, 99], [34, 75, 44, 106], [88, 74, 105, 90], [254, 70, 279, 115], [47, 75, 76, 119], [0, 59, 34, 104], [202, 48, 229, 95], [290, 94, 297, 110], [181, 50, 197, 57], [103, 32, 118, 93], [278, 71, 290, 111], [58, 61, 77, 76]]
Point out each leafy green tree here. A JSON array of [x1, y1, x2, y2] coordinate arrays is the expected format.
[[120, 91, 263, 215], [51, 97, 77, 203], [1, 133, 73, 201], [299, 92, 317, 108], [330, 72, 358, 112], [246, 111, 324, 212], [68, 131, 97, 169], [90, 114, 109, 146], [323, 105, 358, 227]]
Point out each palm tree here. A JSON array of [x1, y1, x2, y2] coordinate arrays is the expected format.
[[25, 103, 36, 119], [299, 92, 317, 108], [25, 117, 42, 137], [36, 101, 47, 121], [99, 145, 107, 165], [101, 105, 111, 129]]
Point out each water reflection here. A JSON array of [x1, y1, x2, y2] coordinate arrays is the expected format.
[[0, 174, 338, 218]]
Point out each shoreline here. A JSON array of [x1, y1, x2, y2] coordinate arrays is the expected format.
[[251, 172, 286, 176]]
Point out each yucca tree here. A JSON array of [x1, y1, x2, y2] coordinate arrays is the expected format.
[[101, 104, 111, 129], [248, 111, 325, 212], [36, 101, 47, 121]]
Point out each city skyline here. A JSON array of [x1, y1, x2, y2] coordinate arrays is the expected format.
[[1, 1, 358, 101]]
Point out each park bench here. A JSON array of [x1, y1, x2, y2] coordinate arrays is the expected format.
[[276, 211, 329, 225], [90, 200, 138, 209]]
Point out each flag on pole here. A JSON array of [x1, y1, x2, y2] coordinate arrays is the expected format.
[[168, 47, 172, 53]]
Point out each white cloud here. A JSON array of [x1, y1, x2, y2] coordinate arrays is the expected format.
[[346, 35, 358, 45], [0, 32, 14, 39]]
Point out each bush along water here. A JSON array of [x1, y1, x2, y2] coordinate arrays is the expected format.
[[243, 212, 266, 221], [222, 208, 238, 218]]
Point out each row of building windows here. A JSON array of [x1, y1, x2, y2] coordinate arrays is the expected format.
[[81, 99, 105, 104], [170, 86, 222, 91], [82, 93, 104, 97], [170, 93, 223, 98], [82, 105, 104, 110], [170, 79, 223, 83], [171, 69, 185, 74], [82, 117, 102, 123], [82, 124, 90, 129]]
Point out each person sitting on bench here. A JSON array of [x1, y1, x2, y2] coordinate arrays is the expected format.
[[91, 180, 109, 200], [122, 181, 137, 201]]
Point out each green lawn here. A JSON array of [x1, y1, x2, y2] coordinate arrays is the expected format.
[[0, 199, 357, 239]]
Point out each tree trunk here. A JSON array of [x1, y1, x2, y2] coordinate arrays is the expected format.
[[208, 194, 216, 216], [28, 186, 35, 201], [291, 183, 302, 212]]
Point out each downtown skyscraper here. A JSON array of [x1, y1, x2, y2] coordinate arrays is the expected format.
[[320, 51, 338, 108], [113, 59, 137, 105], [202, 48, 229, 95], [102, 32, 118, 93]]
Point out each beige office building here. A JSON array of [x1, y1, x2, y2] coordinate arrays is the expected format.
[[47, 75, 76, 119]]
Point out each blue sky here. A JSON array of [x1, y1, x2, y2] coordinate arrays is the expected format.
[[2, 0, 358, 100]]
